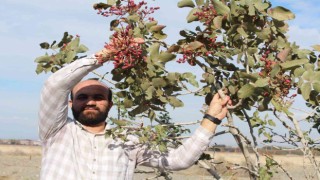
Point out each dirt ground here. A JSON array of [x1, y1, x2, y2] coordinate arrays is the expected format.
[[0, 145, 319, 180]]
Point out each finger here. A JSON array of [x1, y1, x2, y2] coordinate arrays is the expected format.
[[216, 107, 228, 120], [220, 95, 230, 106], [211, 93, 221, 103]]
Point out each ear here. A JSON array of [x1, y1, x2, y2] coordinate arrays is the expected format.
[[68, 100, 73, 108], [108, 101, 113, 111]]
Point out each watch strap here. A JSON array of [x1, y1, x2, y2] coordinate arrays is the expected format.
[[203, 114, 221, 125]]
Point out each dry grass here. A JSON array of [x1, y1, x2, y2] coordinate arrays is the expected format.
[[0, 145, 41, 156], [0, 145, 319, 180]]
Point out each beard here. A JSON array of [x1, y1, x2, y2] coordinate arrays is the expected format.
[[72, 106, 109, 126]]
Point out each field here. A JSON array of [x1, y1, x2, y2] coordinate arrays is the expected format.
[[0, 144, 319, 180]]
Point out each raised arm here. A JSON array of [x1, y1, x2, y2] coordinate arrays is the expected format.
[[38, 56, 100, 141], [136, 93, 231, 170]]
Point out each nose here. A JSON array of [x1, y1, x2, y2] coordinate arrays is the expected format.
[[86, 97, 97, 106]]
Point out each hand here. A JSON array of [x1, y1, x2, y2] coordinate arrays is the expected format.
[[94, 48, 114, 64], [207, 93, 231, 121]]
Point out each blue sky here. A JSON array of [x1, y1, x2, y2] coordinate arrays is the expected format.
[[1, 0, 320, 145]]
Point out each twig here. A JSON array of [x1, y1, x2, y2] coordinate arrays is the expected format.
[[229, 165, 260, 177], [287, 114, 320, 179], [242, 109, 260, 168], [263, 154, 293, 180], [227, 99, 243, 110], [222, 124, 252, 145], [160, 120, 201, 127], [92, 70, 116, 85]]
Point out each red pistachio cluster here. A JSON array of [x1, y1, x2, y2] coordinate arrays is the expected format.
[[177, 36, 223, 65], [96, 0, 159, 21], [177, 49, 200, 66], [194, 5, 218, 25], [96, 25, 145, 69], [259, 50, 296, 98]]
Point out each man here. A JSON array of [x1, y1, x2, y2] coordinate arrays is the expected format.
[[38, 51, 231, 180]]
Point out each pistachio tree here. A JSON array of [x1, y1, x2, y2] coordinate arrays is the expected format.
[[35, 0, 320, 179]]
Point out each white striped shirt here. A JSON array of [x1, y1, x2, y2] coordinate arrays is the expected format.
[[38, 56, 214, 180]]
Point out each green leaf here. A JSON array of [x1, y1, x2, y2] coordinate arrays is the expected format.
[[280, 59, 309, 70], [107, 0, 117, 5], [123, 98, 133, 108], [159, 143, 167, 152], [40, 42, 50, 49], [195, 0, 204, 6], [65, 51, 76, 63], [153, 32, 167, 40], [213, 16, 223, 29], [141, 81, 150, 91], [237, 27, 248, 38], [268, 120, 276, 127], [182, 72, 199, 87], [255, 78, 270, 87], [67, 37, 80, 50], [230, 0, 239, 16], [35, 55, 50, 63], [77, 44, 89, 53], [150, 25, 166, 32], [93, 2, 112, 9], [158, 52, 176, 63], [313, 82, 320, 92], [146, 21, 158, 29], [168, 96, 184, 107], [271, 99, 282, 111], [110, 20, 120, 30], [186, 8, 201, 23], [304, 63, 315, 71], [293, 67, 305, 77], [177, 0, 195, 8], [116, 91, 127, 98], [238, 71, 258, 81], [248, 55, 255, 68], [253, 1, 270, 11], [35, 64, 44, 74], [112, 119, 128, 126], [152, 78, 167, 88], [314, 72, 320, 82], [238, 84, 255, 98], [148, 43, 160, 61], [268, 6, 295, 21], [270, 64, 280, 78], [148, 110, 156, 120], [212, 0, 230, 15], [248, 2, 255, 16], [129, 104, 149, 116], [167, 73, 179, 84], [256, 28, 271, 40], [301, 82, 312, 100], [146, 86, 155, 100], [185, 41, 204, 51], [302, 70, 313, 81]]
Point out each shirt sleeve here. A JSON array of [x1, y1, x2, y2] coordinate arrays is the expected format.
[[136, 125, 214, 170], [38, 56, 100, 141]]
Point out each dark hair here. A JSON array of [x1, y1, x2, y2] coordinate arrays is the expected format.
[[70, 78, 112, 102]]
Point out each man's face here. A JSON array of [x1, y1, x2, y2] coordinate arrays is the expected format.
[[70, 80, 112, 126]]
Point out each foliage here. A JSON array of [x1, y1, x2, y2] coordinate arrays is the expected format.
[[35, 0, 320, 178]]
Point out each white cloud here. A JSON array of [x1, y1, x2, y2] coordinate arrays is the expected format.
[[287, 26, 320, 48]]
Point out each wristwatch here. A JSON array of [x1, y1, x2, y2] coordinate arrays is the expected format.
[[203, 114, 221, 125]]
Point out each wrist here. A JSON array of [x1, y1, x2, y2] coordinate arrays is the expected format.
[[203, 114, 221, 125]]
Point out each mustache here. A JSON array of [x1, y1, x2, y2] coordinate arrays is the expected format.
[[81, 105, 100, 111]]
